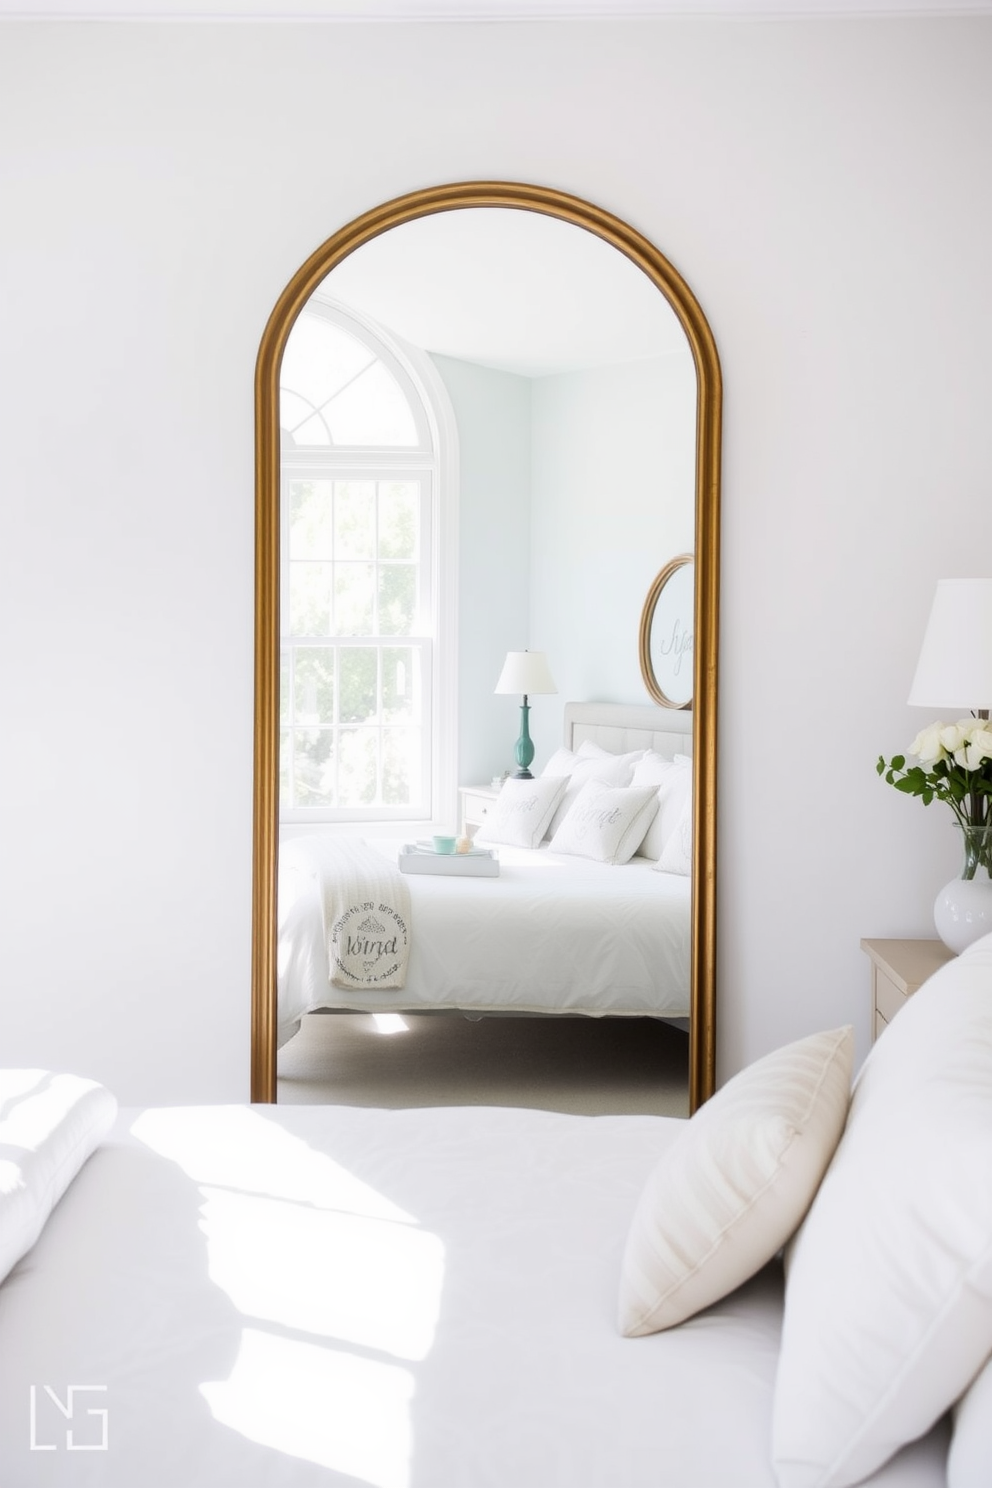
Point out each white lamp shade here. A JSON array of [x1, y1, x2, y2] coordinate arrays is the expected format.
[[908, 578, 992, 711], [494, 650, 557, 696]]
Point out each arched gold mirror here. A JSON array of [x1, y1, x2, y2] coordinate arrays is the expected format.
[[252, 182, 721, 1110]]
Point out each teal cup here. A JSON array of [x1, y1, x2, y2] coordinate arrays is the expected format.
[[433, 835, 457, 854]]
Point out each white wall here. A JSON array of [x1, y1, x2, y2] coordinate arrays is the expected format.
[[429, 354, 532, 789], [530, 354, 695, 753], [1, 17, 990, 1102]]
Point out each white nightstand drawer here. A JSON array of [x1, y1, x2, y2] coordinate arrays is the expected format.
[[459, 785, 502, 837]]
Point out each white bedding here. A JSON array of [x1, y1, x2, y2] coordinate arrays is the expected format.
[[0, 1102, 947, 1488], [278, 838, 690, 1045]]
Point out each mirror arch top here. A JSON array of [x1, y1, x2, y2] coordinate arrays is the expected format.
[[252, 181, 722, 1111]]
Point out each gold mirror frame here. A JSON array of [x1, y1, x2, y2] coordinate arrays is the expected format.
[[639, 553, 695, 710], [251, 181, 721, 1110]]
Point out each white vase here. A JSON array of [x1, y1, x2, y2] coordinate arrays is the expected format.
[[933, 824, 992, 955]]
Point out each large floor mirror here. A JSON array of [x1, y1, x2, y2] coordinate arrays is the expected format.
[[252, 182, 721, 1110]]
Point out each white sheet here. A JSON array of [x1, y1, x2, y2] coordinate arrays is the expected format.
[[0, 1103, 947, 1488], [278, 838, 690, 1045]]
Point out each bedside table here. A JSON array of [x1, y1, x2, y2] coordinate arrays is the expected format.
[[459, 783, 503, 838], [860, 938, 955, 1043]]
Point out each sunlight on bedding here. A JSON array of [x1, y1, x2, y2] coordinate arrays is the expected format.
[[131, 1108, 444, 1357], [200, 1327, 414, 1488], [130, 1107, 413, 1219], [198, 1186, 444, 1359]]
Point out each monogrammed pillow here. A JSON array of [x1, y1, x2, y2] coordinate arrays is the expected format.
[[543, 749, 646, 840], [474, 775, 567, 850], [548, 781, 660, 865]]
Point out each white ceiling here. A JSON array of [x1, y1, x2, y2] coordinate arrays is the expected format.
[[317, 208, 689, 376], [1, 0, 990, 18]]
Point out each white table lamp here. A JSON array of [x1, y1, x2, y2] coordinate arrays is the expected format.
[[495, 650, 557, 778], [908, 578, 992, 718]]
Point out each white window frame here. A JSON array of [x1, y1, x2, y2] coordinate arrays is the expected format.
[[279, 299, 458, 830]]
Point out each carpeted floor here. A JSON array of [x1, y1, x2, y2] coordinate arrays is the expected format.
[[277, 1011, 689, 1118]]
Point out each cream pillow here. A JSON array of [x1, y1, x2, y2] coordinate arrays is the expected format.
[[0, 1070, 118, 1284], [618, 1026, 853, 1337], [772, 934, 992, 1488], [474, 775, 567, 850], [544, 750, 645, 839], [548, 781, 660, 865], [655, 781, 692, 876], [630, 753, 690, 861]]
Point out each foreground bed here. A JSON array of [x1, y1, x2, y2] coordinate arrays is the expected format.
[[4, 935, 992, 1487], [0, 1101, 949, 1488]]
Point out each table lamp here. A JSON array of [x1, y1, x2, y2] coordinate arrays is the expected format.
[[494, 650, 557, 778], [908, 578, 992, 719]]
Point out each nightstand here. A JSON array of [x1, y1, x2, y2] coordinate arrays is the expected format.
[[459, 783, 503, 838], [860, 938, 955, 1043]]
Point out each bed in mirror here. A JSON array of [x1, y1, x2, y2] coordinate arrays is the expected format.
[[252, 183, 721, 1111]]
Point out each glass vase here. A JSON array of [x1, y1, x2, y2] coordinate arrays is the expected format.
[[933, 823, 992, 955]]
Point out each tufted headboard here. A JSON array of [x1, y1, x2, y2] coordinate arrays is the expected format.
[[563, 700, 692, 762]]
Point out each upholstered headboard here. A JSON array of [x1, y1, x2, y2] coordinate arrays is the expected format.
[[563, 701, 692, 761]]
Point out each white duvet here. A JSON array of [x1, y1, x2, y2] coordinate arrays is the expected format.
[[278, 838, 691, 1046], [0, 1103, 947, 1488]]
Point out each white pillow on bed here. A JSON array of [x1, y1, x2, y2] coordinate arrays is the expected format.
[[542, 749, 645, 839], [654, 783, 693, 876], [540, 738, 607, 778], [630, 752, 690, 861], [618, 1026, 853, 1337], [949, 1351, 992, 1488], [772, 934, 992, 1488], [548, 780, 660, 865], [0, 1069, 117, 1284], [474, 775, 567, 850]]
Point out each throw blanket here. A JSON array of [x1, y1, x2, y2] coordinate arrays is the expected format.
[[286, 838, 412, 990]]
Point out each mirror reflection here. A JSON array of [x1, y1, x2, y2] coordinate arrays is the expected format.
[[262, 196, 713, 1111], [640, 555, 695, 710]]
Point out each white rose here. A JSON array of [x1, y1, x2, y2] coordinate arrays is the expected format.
[[960, 726, 992, 771], [939, 721, 971, 756], [910, 721, 947, 763]]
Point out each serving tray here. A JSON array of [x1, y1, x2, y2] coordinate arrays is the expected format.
[[399, 844, 500, 877]]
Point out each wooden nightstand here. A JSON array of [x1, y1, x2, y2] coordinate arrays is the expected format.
[[860, 938, 955, 1043], [459, 783, 503, 838]]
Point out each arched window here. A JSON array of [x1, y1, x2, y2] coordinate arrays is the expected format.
[[279, 301, 450, 824]]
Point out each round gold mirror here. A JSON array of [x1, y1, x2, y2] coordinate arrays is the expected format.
[[639, 554, 694, 709]]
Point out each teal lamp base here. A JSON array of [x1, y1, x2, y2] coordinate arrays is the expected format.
[[513, 700, 535, 778]]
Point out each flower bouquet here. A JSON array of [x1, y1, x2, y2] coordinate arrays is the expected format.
[[878, 718, 992, 950]]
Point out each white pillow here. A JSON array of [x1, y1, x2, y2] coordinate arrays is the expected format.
[[544, 750, 645, 839], [618, 1025, 853, 1337], [540, 739, 608, 778], [0, 1069, 118, 1284], [949, 1351, 992, 1488], [630, 753, 690, 861], [548, 781, 660, 865], [772, 935, 992, 1488], [654, 779, 693, 876], [474, 775, 567, 850], [541, 745, 579, 778]]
